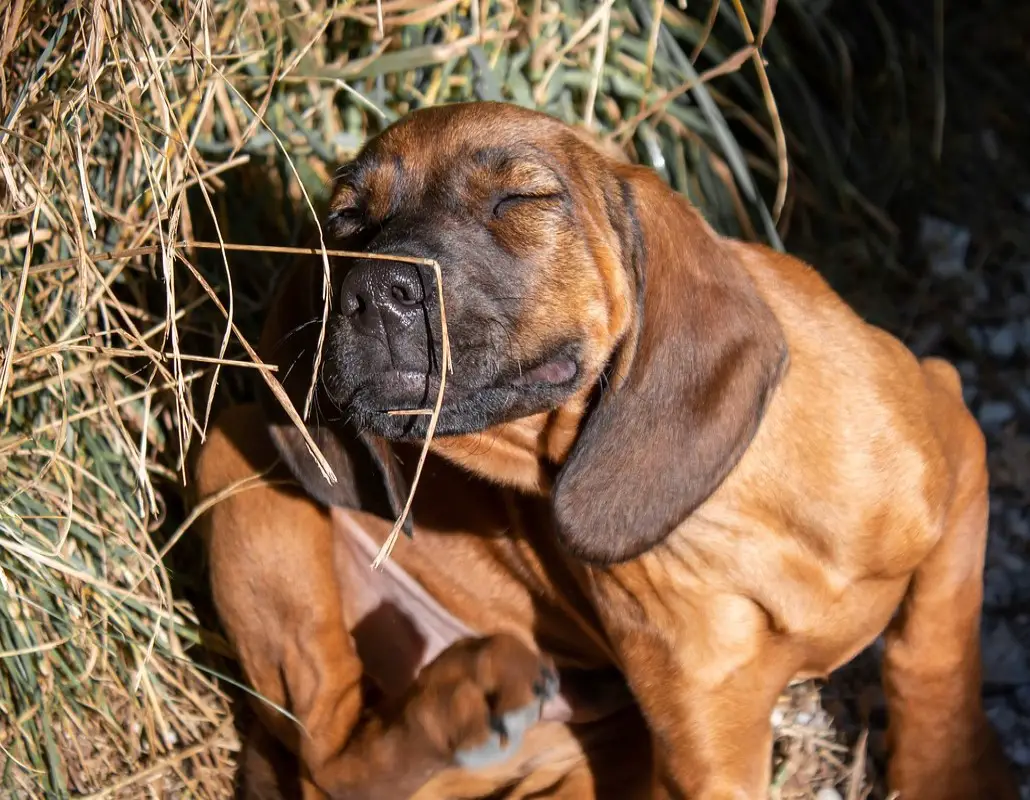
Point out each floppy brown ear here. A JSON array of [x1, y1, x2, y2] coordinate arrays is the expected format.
[[552, 169, 788, 564], [258, 254, 412, 533]]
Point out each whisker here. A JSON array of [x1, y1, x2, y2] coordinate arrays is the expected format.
[[282, 348, 308, 386], [274, 317, 323, 349]]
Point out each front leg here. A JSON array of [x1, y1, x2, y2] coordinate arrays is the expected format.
[[595, 577, 794, 800]]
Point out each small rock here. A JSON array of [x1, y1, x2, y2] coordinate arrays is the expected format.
[[988, 324, 1019, 359], [1006, 509, 1030, 540], [985, 698, 1020, 734], [1009, 741, 1030, 768], [1015, 684, 1030, 712], [971, 279, 990, 304], [987, 535, 1012, 567], [978, 400, 1015, 428], [918, 215, 971, 278], [982, 621, 1030, 686], [984, 566, 1014, 608], [1012, 571, 1030, 605], [957, 360, 979, 380], [1017, 386, 1030, 413], [1003, 553, 1027, 574], [815, 788, 844, 800]]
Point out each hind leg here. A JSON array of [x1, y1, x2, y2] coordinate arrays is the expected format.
[[195, 405, 576, 799], [881, 422, 1017, 798], [194, 404, 373, 793]]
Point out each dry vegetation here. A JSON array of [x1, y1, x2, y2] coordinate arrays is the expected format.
[[0, 0, 899, 796]]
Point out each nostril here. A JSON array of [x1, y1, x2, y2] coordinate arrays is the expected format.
[[391, 282, 419, 306], [346, 291, 368, 318]]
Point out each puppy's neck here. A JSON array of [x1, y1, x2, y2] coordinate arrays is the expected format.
[[431, 391, 590, 495]]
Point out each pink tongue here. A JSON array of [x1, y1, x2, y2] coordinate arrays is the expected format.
[[514, 359, 577, 386]]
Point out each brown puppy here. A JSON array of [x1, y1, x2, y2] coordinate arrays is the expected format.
[[195, 101, 1017, 799]]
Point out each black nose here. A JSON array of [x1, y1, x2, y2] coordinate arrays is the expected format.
[[340, 263, 426, 336]]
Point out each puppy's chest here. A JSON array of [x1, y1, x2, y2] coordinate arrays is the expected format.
[[330, 508, 622, 718], [592, 513, 914, 677]]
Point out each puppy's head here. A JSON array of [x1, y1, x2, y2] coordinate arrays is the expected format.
[[284, 102, 788, 563], [322, 102, 636, 441]]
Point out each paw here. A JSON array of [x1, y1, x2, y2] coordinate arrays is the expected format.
[[406, 633, 559, 770], [454, 668, 559, 768]]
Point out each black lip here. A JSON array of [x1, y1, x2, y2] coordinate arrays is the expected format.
[[338, 344, 581, 440], [370, 357, 580, 412]]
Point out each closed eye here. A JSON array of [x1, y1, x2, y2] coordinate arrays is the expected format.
[[492, 192, 565, 219], [327, 207, 364, 238]]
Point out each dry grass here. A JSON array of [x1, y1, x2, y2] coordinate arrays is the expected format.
[[0, 0, 888, 796]]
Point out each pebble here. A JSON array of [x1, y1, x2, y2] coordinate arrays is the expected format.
[[1015, 684, 1030, 711], [989, 323, 1020, 359], [978, 400, 1015, 427], [984, 566, 1014, 608], [982, 621, 1030, 685], [1004, 553, 1027, 573], [957, 360, 979, 380], [918, 215, 971, 278], [1006, 509, 1030, 540], [986, 698, 1021, 734], [1011, 742, 1030, 768]]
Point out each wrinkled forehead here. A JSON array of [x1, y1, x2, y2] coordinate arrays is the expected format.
[[331, 104, 595, 214], [372, 103, 574, 167]]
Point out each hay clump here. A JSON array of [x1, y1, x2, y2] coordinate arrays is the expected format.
[[1, 0, 883, 795]]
